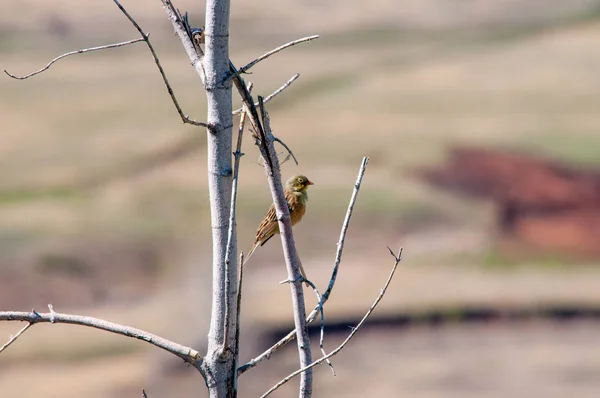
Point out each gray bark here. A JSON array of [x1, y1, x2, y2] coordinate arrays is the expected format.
[[202, 0, 238, 396]]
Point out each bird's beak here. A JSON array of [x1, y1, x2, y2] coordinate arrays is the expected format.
[[307, 180, 314, 185]]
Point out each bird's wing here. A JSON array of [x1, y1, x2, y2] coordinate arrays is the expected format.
[[251, 189, 305, 251], [245, 189, 307, 265], [255, 203, 279, 246]]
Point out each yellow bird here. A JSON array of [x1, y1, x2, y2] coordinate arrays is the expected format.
[[245, 175, 314, 281]]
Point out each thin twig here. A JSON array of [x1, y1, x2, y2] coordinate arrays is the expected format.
[[236, 73, 268, 166], [0, 322, 32, 354], [236, 254, 245, 342], [233, 251, 245, 391], [142, 389, 149, 398], [238, 157, 369, 374], [4, 1, 209, 128], [226, 36, 319, 82], [254, 142, 298, 168], [3, 38, 145, 80], [222, 83, 252, 354], [235, 74, 300, 167], [303, 279, 335, 375], [232, 73, 300, 115], [273, 137, 299, 166], [225, 40, 300, 190], [233, 72, 301, 175], [320, 157, 369, 301], [256, 97, 275, 169], [112, 0, 209, 128], [260, 247, 403, 398], [0, 310, 202, 366]]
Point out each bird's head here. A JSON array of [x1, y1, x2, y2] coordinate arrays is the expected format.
[[286, 175, 314, 193]]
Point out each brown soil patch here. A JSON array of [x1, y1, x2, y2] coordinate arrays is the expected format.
[[418, 147, 600, 257]]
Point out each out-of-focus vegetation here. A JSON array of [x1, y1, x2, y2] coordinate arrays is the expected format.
[[1, 1, 600, 397]]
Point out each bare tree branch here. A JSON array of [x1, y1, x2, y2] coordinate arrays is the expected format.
[[229, 67, 267, 146], [260, 247, 403, 398], [273, 136, 299, 166], [159, 1, 205, 82], [0, 322, 32, 354], [232, 251, 245, 389], [224, 40, 303, 194], [226, 36, 319, 82], [0, 310, 202, 366], [255, 135, 300, 170], [223, 83, 252, 354], [232, 72, 301, 174], [3, 38, 145, 80], [230, 73, 300, 169], [232, 72, 301, 170], [255, 97, 313, 397], [238, 157, 369, 374], [232, 73, 300, 115], [4, 0, 209, 128], [112, 0, 210, 127], [320, 157, 369, 301]]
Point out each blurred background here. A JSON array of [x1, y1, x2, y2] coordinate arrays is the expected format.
[[2, 0, 600, 397]]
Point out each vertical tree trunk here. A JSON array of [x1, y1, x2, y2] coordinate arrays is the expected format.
[[202, 0, 238, 396]]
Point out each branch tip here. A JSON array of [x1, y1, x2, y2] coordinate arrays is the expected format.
[[0, 310, 201, 366], [386, 246, 395, 257], [226, 35, 318, 83], [232, 73, 300, 116], [260, 242, 402, 397], [0, 322, 32, 354], [3, 38, 146, 80]]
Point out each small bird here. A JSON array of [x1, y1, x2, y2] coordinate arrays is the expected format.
[[245, 175, 314, 281]]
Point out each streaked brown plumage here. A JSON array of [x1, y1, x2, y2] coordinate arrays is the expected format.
[[245, 175, 313, 280]]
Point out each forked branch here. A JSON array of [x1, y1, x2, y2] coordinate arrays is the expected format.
[[260, 247, 403, 398]]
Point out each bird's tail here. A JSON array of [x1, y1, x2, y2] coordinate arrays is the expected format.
[[243, 242, 260, 266]]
